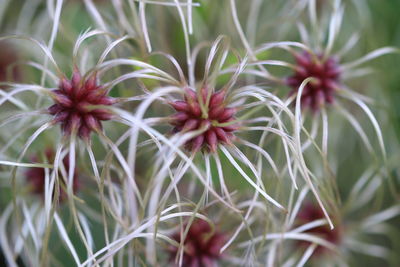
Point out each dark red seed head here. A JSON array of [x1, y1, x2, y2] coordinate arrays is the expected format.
[[286, 51, 341, 112], [48, 68, 115, 139], [0, 41, 21, 83], [25, 148, 79, 202], [169, 87, 239, 152], [168, 219, 225, 267], [296, 202, 342, 256]]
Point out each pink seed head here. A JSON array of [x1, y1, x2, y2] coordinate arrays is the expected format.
[[25, 148, 80, 202], [296, 202, 342, 256], [169, 87, 239, 152], [48, 68, 114, 139], [286, 51, 341, 112], [168, 219, 225, 267]]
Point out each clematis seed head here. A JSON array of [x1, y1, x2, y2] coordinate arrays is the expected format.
[[48, 68, 115, 139], [0, 41, 21, 83], [286, 51, 341, 112], [168, 219, 225, 267], [25, 148, 79, 202], [296, 202, 342, 256], [169, 87, 239, 152]]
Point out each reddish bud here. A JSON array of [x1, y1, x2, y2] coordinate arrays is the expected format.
[[170, 101, 189, 112], [54, 94, 73, 107], [208, 105, 225, 120], [219, 108, 236, 122], [209, 90, 226, 107], [192, 135, 205, 152], [183, 119, 199, 131], [60, 78, 73, 93], [214, 127, 230, 143], [71, 68, 81, 88], [206, 130, 218, 152], [171, 112, 189, 124], [222, 123, 240, 132], [85, 75, 97, 91]]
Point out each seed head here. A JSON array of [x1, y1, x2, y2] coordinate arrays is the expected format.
[[48, 68, 115, 139], [169, 219, 225, 267], [286, 51, 341, 112], [25, 148, 79, 202], [0, 41, 21, 83], [296, 202, 342, 256], [169, 87, 239, 152]]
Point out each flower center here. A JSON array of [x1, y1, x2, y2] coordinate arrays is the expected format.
[[169, 87, 238, 152], [48, 68, 115, 139], [287, 51, 341, 112]]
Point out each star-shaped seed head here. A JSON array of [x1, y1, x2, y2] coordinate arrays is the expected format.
[[169, 87, 239, 152], [286, 51, 341, 112], [48, 68, 115, 139]]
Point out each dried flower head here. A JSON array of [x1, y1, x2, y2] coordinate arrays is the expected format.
[[296, 202, 342, 256], [48, 68, 115, 139], [169, 87, 238, 152], [25, 148, 79, 202], [169, 219, 225, 267], [286, 51, 341, 112]]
